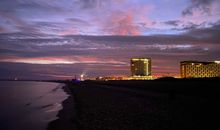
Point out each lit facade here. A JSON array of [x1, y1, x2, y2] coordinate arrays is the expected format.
[[180, 61, 220, 78], [131, 58, 151, 76]]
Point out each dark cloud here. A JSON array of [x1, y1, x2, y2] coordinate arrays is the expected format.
[[184, 22, 220, 43], [74, 0, 109, 9], [164, 20, 180, 26], [67, 18, 91, 26], [1, 24, 220, 61], [64, 32, 216, 45], [181, 22, 204, 30], [172, 22, 207, 31], [182, 0, 216, 16], [0, 0, 64, 13]]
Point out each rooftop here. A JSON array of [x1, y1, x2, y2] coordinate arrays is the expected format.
[[180, 61, 220, 65]]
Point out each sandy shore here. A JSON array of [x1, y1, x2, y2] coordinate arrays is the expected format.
[[48, 79, 219, 130]]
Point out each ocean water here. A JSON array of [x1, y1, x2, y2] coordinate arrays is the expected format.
[[0, 81, 68, 130]]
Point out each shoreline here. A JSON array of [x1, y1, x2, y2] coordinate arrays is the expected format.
[[47, 84, 79, 130]]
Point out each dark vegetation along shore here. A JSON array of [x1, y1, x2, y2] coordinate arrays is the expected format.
[[48, 78, 219, 130]]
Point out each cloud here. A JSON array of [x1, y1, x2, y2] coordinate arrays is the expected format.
[[15, 0, 64, 12], [73, 0, 108, 9], [182, 0, 217, 16], [1, 25, 219, 58], [73, 0, 126, 10], [55, 18, 92, 36], [96, 2, 154, 35], [0, 11, 42, 34], [0, 55, 126, 65], [183, 21, 220, 43], [164, 20, 181, 26], [0, 12, 26, 27], [0, 0, 65, 18], [0, 26, 7, 33], [67, 18, 91, 26], [0, 0, 219, 36], [103, 11, 140, 35]]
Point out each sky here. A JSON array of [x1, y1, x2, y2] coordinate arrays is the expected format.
[[0, 0, 220, 79]]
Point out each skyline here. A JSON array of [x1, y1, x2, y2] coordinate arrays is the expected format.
[[0, 0, 220, 79]]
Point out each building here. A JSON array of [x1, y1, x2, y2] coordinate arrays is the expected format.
[[180, 61, 220, 78], [131, 58, 151, 76]]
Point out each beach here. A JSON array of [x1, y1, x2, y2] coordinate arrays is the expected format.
[[47, 85, 79, 130], [48, 79, 219, 130]]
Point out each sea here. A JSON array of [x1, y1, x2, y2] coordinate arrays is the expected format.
[[0, 81, 69, 130]]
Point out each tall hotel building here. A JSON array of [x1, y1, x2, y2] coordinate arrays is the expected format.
[[180, 61, 220, 78], [131, 58, 151, 76]]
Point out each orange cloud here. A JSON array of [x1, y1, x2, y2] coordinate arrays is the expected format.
[[102, 4, 154, 35], [104, 11, 140, 35]]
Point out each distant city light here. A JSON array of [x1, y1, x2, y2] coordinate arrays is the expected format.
[[80, 74, 84, 81], [180, 61, 220, 78], [214, 61, 220, 64]]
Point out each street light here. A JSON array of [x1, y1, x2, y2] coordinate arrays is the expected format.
[[80, 74, 84, 81]]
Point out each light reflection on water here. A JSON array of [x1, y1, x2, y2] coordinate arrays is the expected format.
[[0, 81, 68, 130]]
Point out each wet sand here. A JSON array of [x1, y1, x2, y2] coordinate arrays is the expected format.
[[48, 79, 219, 130], [47, 85, 79, 130]]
